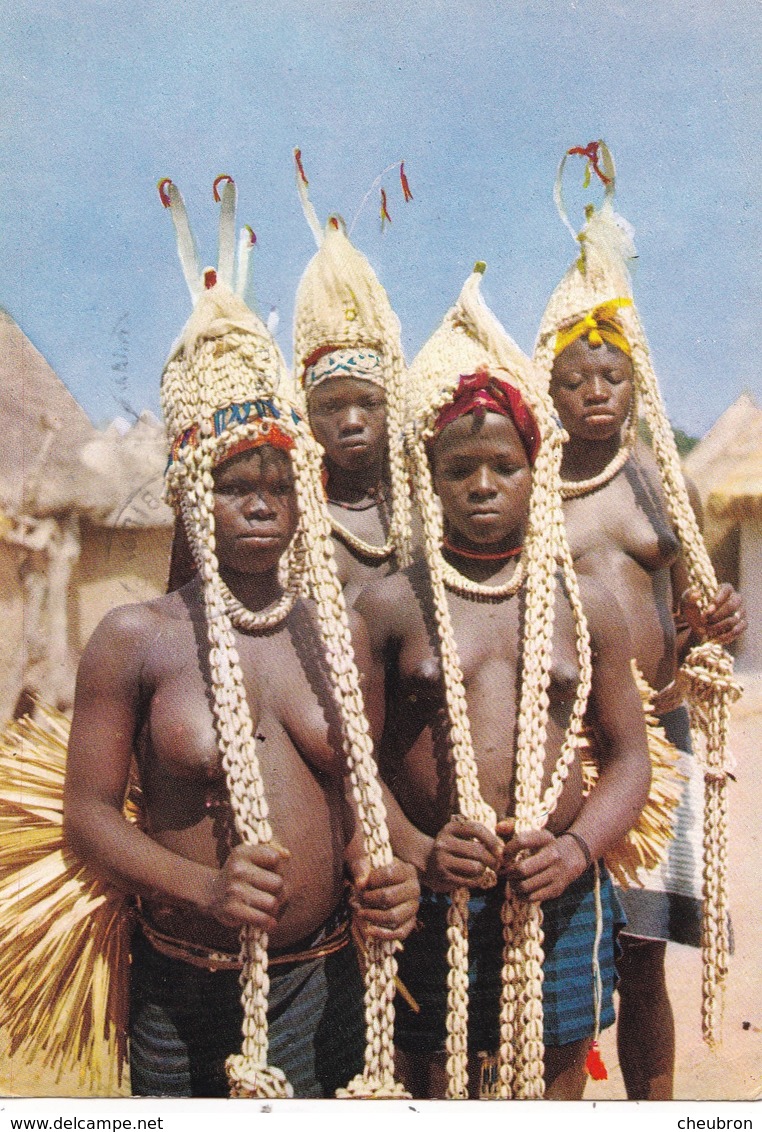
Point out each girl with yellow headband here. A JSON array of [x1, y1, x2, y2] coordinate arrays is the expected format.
[[534, 142, 747, 1099]]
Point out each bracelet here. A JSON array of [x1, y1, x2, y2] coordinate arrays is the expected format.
[[560, 829, 592, 870]]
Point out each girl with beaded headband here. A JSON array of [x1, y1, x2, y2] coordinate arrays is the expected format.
[[533, 141, 747, 1095], [63, 177, 419, 1100], [291, 149, 414, 604], [356, 263, 651, 1099]]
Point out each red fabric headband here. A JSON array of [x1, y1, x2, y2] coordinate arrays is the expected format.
[[215, 425, 295, 467], [432, 372, 541, 465]]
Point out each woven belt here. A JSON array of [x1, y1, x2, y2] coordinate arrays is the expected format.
[[136, 910, 350, 972]]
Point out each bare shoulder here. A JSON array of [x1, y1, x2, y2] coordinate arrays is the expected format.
[[355, 561, 430, 661], [79, 584, 200, 681], [630, 438, 701, 529], [355, 563, 419, 625], [630, 438, 666, 489], [94, 589, 194, 642]]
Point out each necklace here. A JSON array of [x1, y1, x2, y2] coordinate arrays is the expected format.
[[219, 578, 297, 632], [560, 443, 631, 499], [439, 550, 526, 601], [442, 538, 523, 562], [327, 484, 396, 561], [560, 414, 637, 500], [327, 492, 382, 512]]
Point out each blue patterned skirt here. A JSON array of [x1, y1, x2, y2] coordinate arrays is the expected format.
[[395, 864, 624, 1054], [129, 915, 365, 1098]]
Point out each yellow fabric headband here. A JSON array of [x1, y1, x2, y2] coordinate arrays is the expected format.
[[554, 298, 633, 358]]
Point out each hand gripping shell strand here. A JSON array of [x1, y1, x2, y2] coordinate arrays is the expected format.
[[407, 409, 591, 1099], [608, 299, 740, 1047], [179, 415, 410, 1097]]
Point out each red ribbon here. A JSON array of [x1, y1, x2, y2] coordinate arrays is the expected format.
[[218, 427, 295, 466], [157, 178, 173, 208], [567, 142, 611, 186], [400, 162, 413, 202], [432, 372, 541, 465], [380, 187, 391, 228], [213, 174, 234, 202], [584, 1040, 608, 1081], [294, 147, 309, 186]]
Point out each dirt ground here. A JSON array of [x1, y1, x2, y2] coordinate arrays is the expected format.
[[589, 677, 762, 1102], [2, 685, 760, 1102]]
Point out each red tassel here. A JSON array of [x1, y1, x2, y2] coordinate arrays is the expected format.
[[213, 174, 234, 202], [567, 141, 611, 186], [157, 178, 173, 207], [400, 162, 413, 202], [294, 147, 309, 185], [380, 187, 391, 228], [585, 1040, 608, 1081], [243, 224, 256, 246], [204, 268, 217, 290]]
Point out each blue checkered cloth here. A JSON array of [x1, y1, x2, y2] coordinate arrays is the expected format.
[[395, 864, 624, 1053]]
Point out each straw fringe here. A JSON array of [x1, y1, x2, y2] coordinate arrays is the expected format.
[[0, 705, 139, 1093], [580, 663, 685, 888]]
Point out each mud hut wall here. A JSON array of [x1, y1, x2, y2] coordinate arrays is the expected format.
[[72, 523, 172, 652], [0, 542, 26, 721], [736, 520, 762, 672]]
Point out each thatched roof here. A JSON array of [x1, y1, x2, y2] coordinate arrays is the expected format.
[[79, 412, 173, 529], [684, 392, 762, 508], [0, 311, 172, 529], [0, 310, 96, 516], [708, 449, 762, 524]]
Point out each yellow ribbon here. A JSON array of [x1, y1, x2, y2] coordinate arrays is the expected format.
[[554, 298, 633, 357]]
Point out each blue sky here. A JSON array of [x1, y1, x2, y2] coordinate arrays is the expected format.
[[3, 0, 759, 436]]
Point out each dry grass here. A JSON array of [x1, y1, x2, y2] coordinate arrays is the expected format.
[[0, 706, 137, 1095]]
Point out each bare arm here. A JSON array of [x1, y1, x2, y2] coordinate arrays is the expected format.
[[355, 579, 503, 891], [503, 579, 651, 900], [63, 605, 285, 931], [353, 584, 436, 878], [671, 476, 747, 653], [566, 578, 651, 854], [341, 609, 420, 940]]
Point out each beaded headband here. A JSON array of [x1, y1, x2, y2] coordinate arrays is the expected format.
[[302, 346, 385, 391], [167, 399, 301, 468]]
